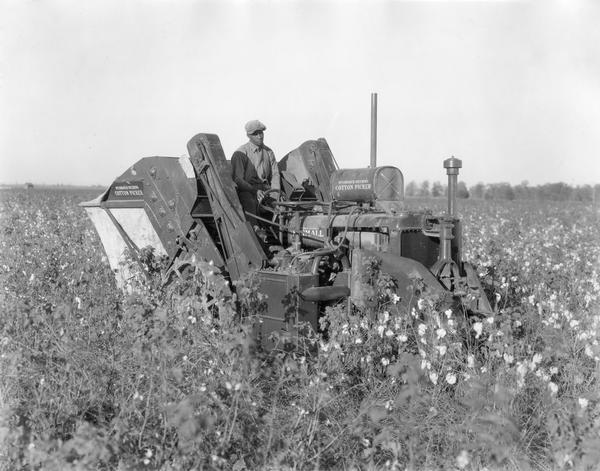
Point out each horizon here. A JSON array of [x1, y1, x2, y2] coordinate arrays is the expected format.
[[1, 176, 597, 190]]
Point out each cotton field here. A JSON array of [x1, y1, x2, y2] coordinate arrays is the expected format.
[[1, 189, 598, 470]]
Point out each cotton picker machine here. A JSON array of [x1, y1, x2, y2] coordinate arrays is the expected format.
[[81, 94, 492, 346]]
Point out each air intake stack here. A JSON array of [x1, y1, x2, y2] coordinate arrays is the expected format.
[[444, 156, 462, 217]]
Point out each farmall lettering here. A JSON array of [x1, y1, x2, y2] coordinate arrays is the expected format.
[[301, 227, 325, 238]]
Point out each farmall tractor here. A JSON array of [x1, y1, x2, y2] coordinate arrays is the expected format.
[[82, 95, 491, 346]]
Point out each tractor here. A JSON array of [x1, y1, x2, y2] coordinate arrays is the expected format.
[[81, 95, 491, 347]]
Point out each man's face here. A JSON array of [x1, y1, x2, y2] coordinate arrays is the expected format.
[[248, 130, 264, 147]]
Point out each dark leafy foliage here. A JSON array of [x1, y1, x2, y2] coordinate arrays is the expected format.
[[1, 189, 599, 470]]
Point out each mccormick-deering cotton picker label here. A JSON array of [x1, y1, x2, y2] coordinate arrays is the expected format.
[[109, 181, 144, 199]]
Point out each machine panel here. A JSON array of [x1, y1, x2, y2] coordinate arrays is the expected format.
[[255, 271, 319, 350]]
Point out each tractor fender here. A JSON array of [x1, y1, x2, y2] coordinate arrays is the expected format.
[[300, 285, 351, 302], [360, 249, 445, 294]]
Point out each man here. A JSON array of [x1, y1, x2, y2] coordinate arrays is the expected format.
[[231, 119, 280, 220]]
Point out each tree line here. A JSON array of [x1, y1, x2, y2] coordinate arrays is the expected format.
[[405, 180, 600, 202]]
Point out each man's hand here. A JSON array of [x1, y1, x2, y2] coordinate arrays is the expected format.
[[256, 189, 266, 202]]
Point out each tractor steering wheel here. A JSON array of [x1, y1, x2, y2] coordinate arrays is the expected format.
[[258, 188, 284, 215]]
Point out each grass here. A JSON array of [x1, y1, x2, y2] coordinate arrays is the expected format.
[[1, 189, 599, 470]]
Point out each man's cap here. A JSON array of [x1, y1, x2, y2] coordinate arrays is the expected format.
[[245, 120, 267, 134]]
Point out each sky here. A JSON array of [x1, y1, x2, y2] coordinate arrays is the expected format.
[[1, 0, 599, 187]]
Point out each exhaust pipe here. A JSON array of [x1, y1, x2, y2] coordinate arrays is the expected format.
[[444, 156, 462, 216], [370, 92, 377, 168]]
